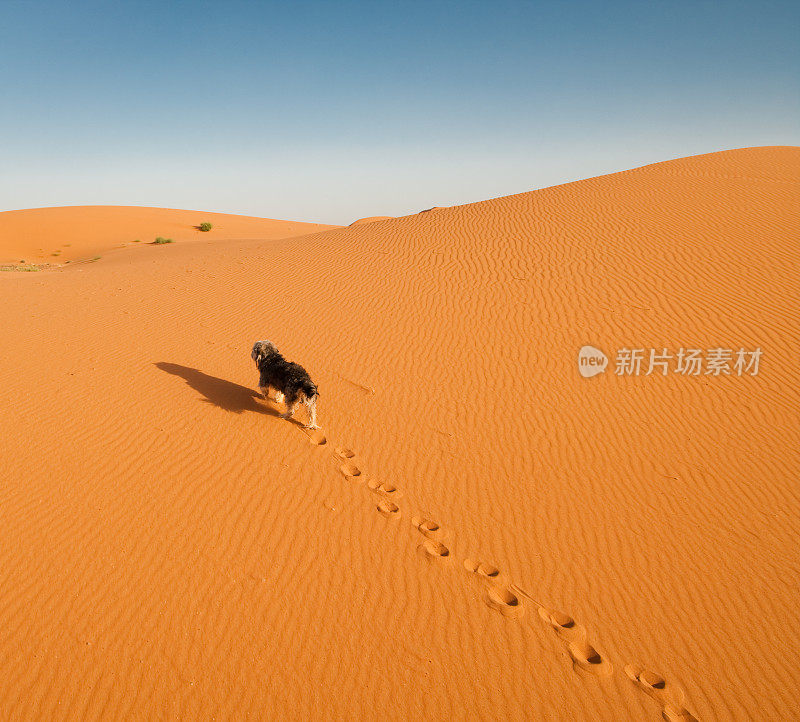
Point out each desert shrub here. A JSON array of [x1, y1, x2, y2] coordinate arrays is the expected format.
[[153, 237, 174, 244], [198, 222, 213, 232]]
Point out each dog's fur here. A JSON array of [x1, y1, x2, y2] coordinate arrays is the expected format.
[[251, 340, 319, 429]]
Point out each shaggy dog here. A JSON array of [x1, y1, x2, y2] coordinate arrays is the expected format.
[[251, 340, 319, 429]]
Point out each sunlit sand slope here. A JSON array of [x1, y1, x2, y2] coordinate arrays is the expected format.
[[0, 146, 797, 720]]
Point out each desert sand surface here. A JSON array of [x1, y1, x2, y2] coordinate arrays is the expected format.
[[350, 216, 395, 226], [0, 205, 338, 265], [0, 146, 798, 720]]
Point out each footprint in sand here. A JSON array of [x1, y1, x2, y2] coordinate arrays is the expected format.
[[339, 461, 362, 479], [376, 499, 401, 519], [463, 561, 522, 618], [419, 538, 451, 562], [538, 608, 584, 642], [307, 429, 327, 445], [366, 479, 404, 499], [411, 516, 448, 541], [538, 607, 613, 677], [485, 585, 525, 618], [625, 665, 698, 721], [565, 639, 613, 678], [463, 558, 501, 580], [333, 447, 361, 477], [413, 517, 452, 562]]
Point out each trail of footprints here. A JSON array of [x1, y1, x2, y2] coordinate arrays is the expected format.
[[323, 439, 697, 719], [624, 666, 699, 721]]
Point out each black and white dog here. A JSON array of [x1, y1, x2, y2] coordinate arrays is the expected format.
[[251, 340, 319, 429]]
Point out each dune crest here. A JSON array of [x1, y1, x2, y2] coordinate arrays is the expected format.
[[349, 216, 395, 226], [0, 205, 339, 264]]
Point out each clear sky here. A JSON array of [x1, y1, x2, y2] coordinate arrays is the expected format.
[[1, 0, 798, 224]]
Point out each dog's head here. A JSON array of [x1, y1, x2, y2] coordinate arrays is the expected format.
[[251, 339, 278, 366]]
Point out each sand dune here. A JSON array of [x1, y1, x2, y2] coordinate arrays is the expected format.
[[0, 146, 798, 720], [0, 205, 338, 264], [349, 216, 395, 226]]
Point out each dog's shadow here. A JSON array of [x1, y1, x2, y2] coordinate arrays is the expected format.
[[155, 362, 283, 418]]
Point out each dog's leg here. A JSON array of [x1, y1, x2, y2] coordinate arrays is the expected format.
[[259, 385, 270, 399], [274, 391, 285, 404], [281, 391, 298, 420], [305, 397, 319, 429]]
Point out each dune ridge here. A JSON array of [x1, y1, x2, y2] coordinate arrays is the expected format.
[[0, 146, 798, 719], [349, 216, 395, 226], [0, 205, 339, 264]]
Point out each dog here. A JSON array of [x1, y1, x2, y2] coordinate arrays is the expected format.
[[251, 340, 319, 429]]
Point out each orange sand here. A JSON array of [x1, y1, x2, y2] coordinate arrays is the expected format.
[[349, 216, 395, 226], [0, 205, 338, 264], [0, 146, 798, 720]]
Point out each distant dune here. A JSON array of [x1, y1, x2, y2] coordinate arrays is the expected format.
[[0, 205, 339, 263], [0, 147, 797, 720], [349, 216, 395, 226]]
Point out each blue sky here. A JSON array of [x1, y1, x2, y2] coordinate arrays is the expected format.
[[1, 0, 797, 224]]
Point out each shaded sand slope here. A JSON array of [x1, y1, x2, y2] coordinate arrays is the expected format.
[[0, 146, 798, 720], [0, 205, 339, 263]]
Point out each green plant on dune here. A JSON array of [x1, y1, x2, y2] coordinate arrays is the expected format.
[[198, 222, 213, 232], [153, 237, 174, 244], [2, 264, 40, 272]]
